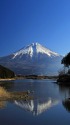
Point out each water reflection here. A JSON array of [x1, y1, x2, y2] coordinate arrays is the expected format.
[[0, 86, 32, 109], [59, 85, 70, 97], [0, 101, 7, 109], [14, 81, 70, 115], [0, 79, 70, 115], [58, 84, 70, 100], [0, 81, 15, 91], [58, 84, 70, 113], [14, 98, 59, 116], [62, 98, 70, 112]]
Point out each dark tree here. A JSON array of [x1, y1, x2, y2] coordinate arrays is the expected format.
[[61, 52, 70, 68]]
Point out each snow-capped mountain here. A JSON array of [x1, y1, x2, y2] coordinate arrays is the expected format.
[[12, 42, 59, 59], [0, 43, 62, 75]]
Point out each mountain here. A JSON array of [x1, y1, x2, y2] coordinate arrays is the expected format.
[[0, 43, 62, 75], [0, 65, 15, 78]]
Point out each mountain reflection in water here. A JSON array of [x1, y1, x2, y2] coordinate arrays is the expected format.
[[14, 98, 59, 116], [0, 79, 70, 116]]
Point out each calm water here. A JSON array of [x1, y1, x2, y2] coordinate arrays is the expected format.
[[0, 79, 70, 125]]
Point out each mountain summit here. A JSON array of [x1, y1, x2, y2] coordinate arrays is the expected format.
[[0, 42, 62, 75], [12, 42, 59, 59]]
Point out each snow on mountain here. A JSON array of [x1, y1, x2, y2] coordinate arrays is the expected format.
[[12, 43, 59, 59], [0, 42, 62, 75]]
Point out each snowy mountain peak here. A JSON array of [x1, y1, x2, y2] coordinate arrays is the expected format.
[[31, 42, 38, 46], [12, 42, 59, 59]]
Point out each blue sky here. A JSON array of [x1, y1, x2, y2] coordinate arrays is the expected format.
[[0, 0, 70, 56]]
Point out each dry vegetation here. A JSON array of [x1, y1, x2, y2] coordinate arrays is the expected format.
[[0, 87, 32, 101]]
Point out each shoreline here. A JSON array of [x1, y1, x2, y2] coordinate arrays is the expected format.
[[0, 78, 15, 82], [0, 75, 58, 82]]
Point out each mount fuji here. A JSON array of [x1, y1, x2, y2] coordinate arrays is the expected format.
[[0, 43, 62, 75]]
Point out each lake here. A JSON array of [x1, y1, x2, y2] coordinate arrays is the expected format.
[[0, 79, 70, 125]]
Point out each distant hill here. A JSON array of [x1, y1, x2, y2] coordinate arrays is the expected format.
[[0, 65, 15, 78]]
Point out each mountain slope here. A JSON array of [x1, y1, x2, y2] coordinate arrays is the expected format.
[[0, 43, 62, 75]]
